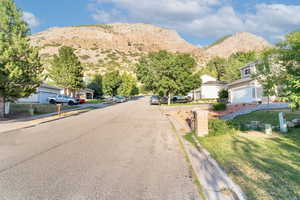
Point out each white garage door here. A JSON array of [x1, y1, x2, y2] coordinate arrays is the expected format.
[[231, 87, 254, 104], [38, 92, 57, 104]]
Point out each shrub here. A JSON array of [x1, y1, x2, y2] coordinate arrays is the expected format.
[[218, 89, 229, 103], [212, 102, 227, 111], [208, 119, 236, 136]]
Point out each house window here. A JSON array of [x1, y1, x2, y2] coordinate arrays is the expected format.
[[244, 68, 251, 76]]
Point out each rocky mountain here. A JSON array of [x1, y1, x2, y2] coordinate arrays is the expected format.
[[204, 32, 272, 58], [31, 23, 271, 76]]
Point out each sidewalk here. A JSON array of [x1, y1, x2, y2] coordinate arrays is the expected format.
[[0, 103, 110, 134], [167, 115, 246, 200]]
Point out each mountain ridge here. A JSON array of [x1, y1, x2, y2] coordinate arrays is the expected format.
[[31, 23, 271, 76]]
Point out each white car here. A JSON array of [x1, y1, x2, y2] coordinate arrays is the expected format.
[[48, 95, 79, 105], [113, 96, 127, 103]]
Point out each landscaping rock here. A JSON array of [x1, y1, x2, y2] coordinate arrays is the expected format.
[[287, 121, 295, 128], [265, 124, 273, 135]]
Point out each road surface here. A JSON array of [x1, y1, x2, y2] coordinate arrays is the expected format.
[[0, 97, 199, 200]]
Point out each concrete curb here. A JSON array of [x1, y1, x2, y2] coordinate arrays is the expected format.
[[167, 115, 247, 200]]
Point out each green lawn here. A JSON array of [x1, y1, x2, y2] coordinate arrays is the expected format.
[[198, 110, 300, 200], [232, 109, 300, 127], [86, 99, 105, 104]]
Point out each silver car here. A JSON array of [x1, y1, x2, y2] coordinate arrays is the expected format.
[[48, 95, 79, 105], [113, 96, 127, 103]]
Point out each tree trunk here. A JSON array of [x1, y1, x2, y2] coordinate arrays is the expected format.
[[168, 92, 171, 105], [0, 96, 4, 118]]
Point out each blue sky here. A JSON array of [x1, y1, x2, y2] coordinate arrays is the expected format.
[[16, 0, 300, 46]]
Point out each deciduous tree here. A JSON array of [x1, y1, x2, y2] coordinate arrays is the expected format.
[[87, 74, 103, 98], [253, 49, 279, 104], [102, 71, 122, 96], [48, 46, 84, 96], [278, 31, 300, 110], [0, 0, 43, 117], [117, 73, 138, 97], [136, 51, 201, 105]]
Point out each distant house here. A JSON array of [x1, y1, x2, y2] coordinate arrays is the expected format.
[[18, 84, 62, 104], [227, 61, 274, 104], [76, 88, 94, 99], [188, 75, 226, 100], [60, 88, 94, 99]]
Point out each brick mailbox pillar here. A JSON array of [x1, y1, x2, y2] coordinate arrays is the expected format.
[[193, 109, 209, 137]]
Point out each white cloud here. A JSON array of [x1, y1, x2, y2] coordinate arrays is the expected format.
[[245, 4, 300, 35], [23, 11, 40, 28], [89, 0, 300, 43]]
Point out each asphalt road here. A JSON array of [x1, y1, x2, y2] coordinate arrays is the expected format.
[[0, 97, 199, 200]]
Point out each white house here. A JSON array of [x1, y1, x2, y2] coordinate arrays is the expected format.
[[227, 61, 270, 104], [189, 75, 226, 100], [18, 84, 61, 104]]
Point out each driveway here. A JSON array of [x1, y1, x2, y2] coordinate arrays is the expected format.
[[0, 97, 199, 200]]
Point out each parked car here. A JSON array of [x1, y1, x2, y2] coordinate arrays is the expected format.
[[150, 96, 161, 105], [113, 96, 127, 103], [172, 96, 192, 103], [48, 95, 79, 105], [77, 98, 86, 104]]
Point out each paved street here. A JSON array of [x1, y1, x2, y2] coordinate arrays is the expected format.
[[0, 97, 199, 200]]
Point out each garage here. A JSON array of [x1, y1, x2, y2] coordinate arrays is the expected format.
[[18, 84, 61, 104], [231, 87, 254, 104]]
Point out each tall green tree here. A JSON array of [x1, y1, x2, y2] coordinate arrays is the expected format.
[[48, 46, 83, 96], [225, 51, 259, 81], [202, 51, 260, 82], [117, 73, 138, 97], [278, 31, 300, 110], [206, 57, 227, 81], [102, 71, 122, 96], [253, 49, 279, 104], [0, 0, 43, 117], [87, 74, 103, 98], [136, 51, 201, 105]]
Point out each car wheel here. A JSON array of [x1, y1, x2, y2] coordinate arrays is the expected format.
[[68, 101, 74, 106], [49, 99, 56, 104]]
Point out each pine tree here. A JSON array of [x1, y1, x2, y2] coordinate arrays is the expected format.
[[0, 0, 43, 117]]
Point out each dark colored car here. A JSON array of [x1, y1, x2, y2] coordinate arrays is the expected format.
[[150, 96, 160, 105], [172, 96, 192, 103]]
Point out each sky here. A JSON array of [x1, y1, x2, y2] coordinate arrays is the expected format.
[[16, 0, 300, 47]]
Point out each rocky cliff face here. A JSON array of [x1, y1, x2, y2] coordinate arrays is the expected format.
[[204, 32, 272, 58], [31, 24, 271, 76]]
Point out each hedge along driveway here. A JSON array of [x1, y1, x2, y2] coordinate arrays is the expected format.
[[199, 110, 300, 200], [10, 103, 78, 117]]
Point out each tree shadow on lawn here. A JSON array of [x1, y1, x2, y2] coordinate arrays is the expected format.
[[224, 132, 300, 200]]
